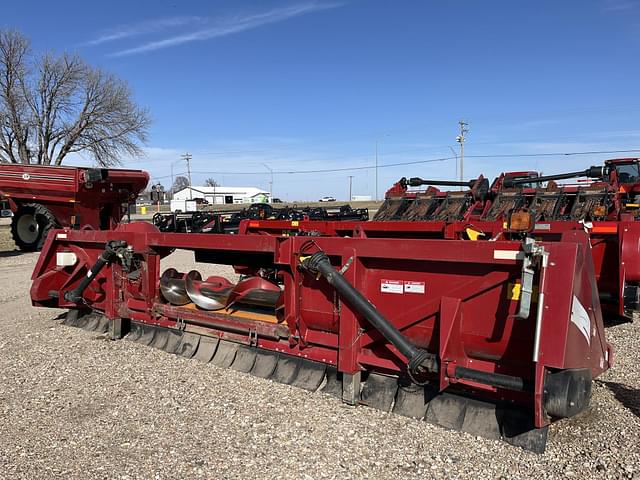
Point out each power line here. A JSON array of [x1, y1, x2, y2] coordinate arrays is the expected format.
[[190, 156, 453, 176], [148, 148, 640, 179]]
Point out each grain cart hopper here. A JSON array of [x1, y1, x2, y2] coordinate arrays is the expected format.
[[0, 164, 148, 251], [31, 216, 611, 452]]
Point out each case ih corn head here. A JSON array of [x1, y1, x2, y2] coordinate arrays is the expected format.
[[245, 158, 640, 319], [30, 159, 636, 453], [0, 164, 148, 251]]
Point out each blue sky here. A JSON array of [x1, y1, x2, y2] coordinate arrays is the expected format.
[[4, 0, 640, 200]]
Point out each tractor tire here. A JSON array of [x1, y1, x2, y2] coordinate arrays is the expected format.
[[10, 203, 58, 252]]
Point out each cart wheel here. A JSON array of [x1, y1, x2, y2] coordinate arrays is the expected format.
[[10, 203, 57, 251]]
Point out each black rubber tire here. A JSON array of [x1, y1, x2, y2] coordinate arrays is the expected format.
[[10, 203, 58, 252]]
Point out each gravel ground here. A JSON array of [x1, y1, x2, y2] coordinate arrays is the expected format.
[[0, 230, 638, 479]]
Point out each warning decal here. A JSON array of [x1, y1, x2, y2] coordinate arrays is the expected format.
[[404, 281, 425, 294], [380, 279, 403, 294], [380, 279, 426, 294]]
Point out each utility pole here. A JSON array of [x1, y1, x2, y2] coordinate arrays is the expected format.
[[375, 140, 379, 201], [348, 175, 353, 201], [170, 163, 174, 199], [456, 120, 469, 190], [181, 152, 193, 199], [262, 163, 273, 203]]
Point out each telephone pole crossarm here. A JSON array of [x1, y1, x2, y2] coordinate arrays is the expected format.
[[456, 121, 469, 189]]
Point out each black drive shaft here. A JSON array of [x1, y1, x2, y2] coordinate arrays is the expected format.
[[64, 240, 126, 303], [301, 251, 438, 376], [503, 166, 603, 187], [406, 177, 474, 188]]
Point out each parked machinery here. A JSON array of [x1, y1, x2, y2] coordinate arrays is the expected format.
[[151, 202, 369, 234], [31, 167, 615, 452], [246, 158, 640, 319], [0, 164, 148, 250]]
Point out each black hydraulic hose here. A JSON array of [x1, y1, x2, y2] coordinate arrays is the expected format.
[[503, 166, 603, 187], [64, 241, 125, 303], [301, 251, 438, 376]]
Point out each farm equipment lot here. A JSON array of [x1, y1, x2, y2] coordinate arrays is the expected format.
[[0, 234, 638, 478]]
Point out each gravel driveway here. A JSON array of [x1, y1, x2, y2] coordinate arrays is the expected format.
[[0, 240, 638, 479]]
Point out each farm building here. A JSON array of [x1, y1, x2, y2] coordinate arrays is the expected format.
[[172, 186, 270, 204]]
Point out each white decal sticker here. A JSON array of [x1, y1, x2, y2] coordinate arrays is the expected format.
[[404, 281, 425, 294], [571, 295, 591, 345], [21, 173, 30, 180], [56, 252, 77, 267], [534, 223, 551, 231], [493, 250, 524, 260], [381, 279, 403, 294], [56, 233, 67, 239]]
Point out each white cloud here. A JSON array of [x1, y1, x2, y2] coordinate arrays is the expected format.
[[109, 2, 342, 57], [86, 16, 206, 46]]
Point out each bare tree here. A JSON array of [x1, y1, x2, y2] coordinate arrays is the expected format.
[[172, 175, 190, 192], [0, 30, 150, 166], [204, 177, 219, 187]]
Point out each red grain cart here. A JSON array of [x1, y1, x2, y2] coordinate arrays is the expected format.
[[0, 164, 148, 251]]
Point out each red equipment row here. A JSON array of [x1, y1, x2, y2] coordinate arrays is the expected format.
[[30, 219, 612, 452]]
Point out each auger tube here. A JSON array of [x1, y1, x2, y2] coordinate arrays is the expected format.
[[301, 251, 438, 375]]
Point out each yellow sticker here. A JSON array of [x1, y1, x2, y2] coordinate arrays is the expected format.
[[291, 221, 299, 227]]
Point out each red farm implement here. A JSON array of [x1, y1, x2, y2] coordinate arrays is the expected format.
[[0, 164, 148, 251], [243, 158, 640, 319], [31, 211, 612, 452]]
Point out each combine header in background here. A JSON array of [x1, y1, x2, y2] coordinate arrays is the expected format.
[[152, 202, 369, 234], [29, 162, 622, 452], [0, 164, 148, 250], [246, 158, 640, 319], [370, 157, 640, 319]]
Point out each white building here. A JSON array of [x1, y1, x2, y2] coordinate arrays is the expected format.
[[173, 186, 270, 205]]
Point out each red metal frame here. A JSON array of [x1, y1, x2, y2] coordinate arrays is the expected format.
[[238, 158, 640, 318], [31, 221, 611, 429]]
